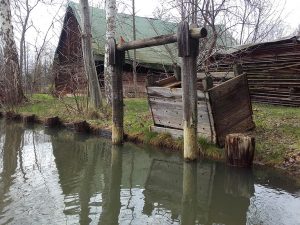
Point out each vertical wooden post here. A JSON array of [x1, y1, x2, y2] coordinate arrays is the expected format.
[[233, 63, 243, 76], [178, 22, 200, 160], [108, 38, 125, 145]]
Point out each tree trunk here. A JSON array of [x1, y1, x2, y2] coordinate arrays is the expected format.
[[225, 133, 255, 167], [79, 0, 102, 108], [0, 0, 24, 104], [104, 0, 117, 104], [132, 0, 137, 97]]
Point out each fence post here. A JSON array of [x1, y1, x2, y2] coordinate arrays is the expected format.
[[108, 38, 125, 145], [178, 22, 200, 160]]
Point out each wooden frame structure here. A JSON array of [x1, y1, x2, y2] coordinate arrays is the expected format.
[[147, 74, 255, 147], [109, 22, 207, 160]]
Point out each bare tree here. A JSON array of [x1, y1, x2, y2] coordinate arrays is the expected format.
[[0, 0, 24, 104], [132, 0, 137, 97], [104, 0, 117, 104], [80, 0, 103, 108]]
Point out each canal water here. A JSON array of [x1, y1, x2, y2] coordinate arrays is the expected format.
[[0, 120, 300, 225]]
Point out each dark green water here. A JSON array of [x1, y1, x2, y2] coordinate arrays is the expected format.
[[0, 121, 300, 225]]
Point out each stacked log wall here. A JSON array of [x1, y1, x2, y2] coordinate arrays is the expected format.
[[211, 39, 300, 106]]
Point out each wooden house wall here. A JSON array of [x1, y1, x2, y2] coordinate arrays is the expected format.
[[211, 40, 300, 106]]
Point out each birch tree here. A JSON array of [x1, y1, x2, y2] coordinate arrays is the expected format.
[[104, 0, 117, 104], [80, 0, 102, 108], [0, 0, 24, 103]]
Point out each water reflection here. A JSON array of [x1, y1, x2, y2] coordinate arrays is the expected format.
[[0, 121, 300, 225]]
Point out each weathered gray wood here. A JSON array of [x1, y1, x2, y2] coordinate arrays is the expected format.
[[233, 64, 243, 76], [109, 38, 125, 145], [147, 87, 206, 101], [147, 86, 214, 139], [225, 133, 255, 167], [178, 22, 200, 160], [117, 27, 207, 51], [197, 72, 234, 79], [202, 76, 214, 91]]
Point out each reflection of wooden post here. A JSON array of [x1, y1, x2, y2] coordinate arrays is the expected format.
[[224, 167, 254, 198], [109, 38, 125, 145], [181, 162, 197, 225], [225, 133, 255, 167], [178, 22, 200, 160]]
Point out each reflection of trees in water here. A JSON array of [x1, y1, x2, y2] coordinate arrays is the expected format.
[[98, 146, 122, 225], [51, 133, 123, 225], [0, 122, 24, 219]]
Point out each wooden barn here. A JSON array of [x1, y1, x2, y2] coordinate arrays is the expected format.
[[53, 2, 178, 96], [209, 36, 300, 107], [147, 74, 255, 146]]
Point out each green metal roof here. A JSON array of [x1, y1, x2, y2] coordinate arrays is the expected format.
[[68, 1, 177, 69]]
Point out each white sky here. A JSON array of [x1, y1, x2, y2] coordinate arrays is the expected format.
[[15, 0, 300, 60]]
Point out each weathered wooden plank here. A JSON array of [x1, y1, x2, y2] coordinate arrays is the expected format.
[[209, 74, 254, 146], [150, 125, 214, 140], [147, 87, 206, 101]]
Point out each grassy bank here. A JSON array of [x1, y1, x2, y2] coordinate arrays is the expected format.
[[8, 94, 300, 170]]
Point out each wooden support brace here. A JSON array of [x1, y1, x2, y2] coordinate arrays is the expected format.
[[178, 22, 200, 160], [117, 27, 207, 51], [109, 38, 125, 145]]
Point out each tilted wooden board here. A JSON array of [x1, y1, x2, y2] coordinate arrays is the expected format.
[[208, 74, 255, 146]]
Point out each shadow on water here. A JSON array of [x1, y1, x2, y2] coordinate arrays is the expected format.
[[0, 121, 300, 224]]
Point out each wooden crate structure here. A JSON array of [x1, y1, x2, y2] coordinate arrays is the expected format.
[[147, 74, 255, 146]]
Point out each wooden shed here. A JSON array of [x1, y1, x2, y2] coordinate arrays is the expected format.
[[147, 74, 255, 146], [209, 36, 300, 107]]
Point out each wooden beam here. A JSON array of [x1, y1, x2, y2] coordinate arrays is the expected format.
[[109, 38, 125, 145], [117, 27, 207, 51], [178, 22, 200, 160]]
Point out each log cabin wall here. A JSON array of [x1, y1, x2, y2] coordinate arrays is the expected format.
[[210, 37, 300, 107]]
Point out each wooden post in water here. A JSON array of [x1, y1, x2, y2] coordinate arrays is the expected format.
[[225, 133, 255, 167], [108, 38, 125, 145], [178, 22, 200, 160]]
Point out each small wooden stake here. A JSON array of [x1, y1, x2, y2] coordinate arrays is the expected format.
[[225, 133, 255, 167], [178, 22, 200, 160], [109, 38, 125, 145]]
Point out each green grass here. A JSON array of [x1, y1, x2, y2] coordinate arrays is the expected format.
[[9, 94, 300, 166], [252, 103, 300, 165]]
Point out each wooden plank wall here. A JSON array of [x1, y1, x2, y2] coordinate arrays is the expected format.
[[211, 40, 300, 106], [147, 87, 215, 140], [208, 74, 255, 146]]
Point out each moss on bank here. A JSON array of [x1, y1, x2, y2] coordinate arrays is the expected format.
[[7, 94, 300, 169]]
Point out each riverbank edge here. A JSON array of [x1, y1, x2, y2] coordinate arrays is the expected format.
[[0, 110, 299, 178]]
